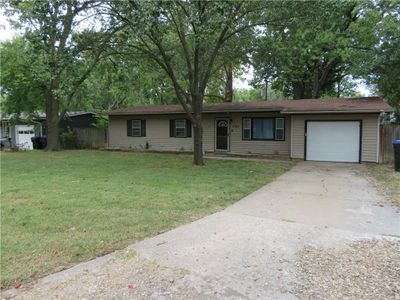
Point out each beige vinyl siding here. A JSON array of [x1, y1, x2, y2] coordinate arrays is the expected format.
[[108, 115, 215, 152], [109, 112, 379, 162], [229, 113, 291, 156], [291, 114, 379, 162], [109, 113, 291, 156]]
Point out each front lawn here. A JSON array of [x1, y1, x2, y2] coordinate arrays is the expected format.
[[368, 163, 400, 208], [0, 150, 294, 288]]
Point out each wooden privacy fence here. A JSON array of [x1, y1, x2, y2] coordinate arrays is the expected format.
[[74, 128, 107, 149], [379, 124, 400, 163]]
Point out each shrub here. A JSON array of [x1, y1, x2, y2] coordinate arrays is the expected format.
[[60, 129, 78, 149]]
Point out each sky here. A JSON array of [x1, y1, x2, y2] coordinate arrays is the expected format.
[[0, 9, 16, 42], [0, 9, 370, 95]]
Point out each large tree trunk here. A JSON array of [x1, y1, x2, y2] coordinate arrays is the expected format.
[[45, 89, 61, 151], [264, 77, 268, 101], [304, 87, 313, 99], [192, 118, 204, 166], [224, 63, 233, 102], [293, 83, 304, 99], [192, 95, 204, 166], [336, 81, 341, 98]]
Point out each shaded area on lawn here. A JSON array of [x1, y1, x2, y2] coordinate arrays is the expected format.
[[0, 150, 294, 288]]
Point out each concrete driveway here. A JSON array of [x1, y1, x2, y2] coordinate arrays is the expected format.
[[227, 161, 399, 235], [4, 162, 399, 299]]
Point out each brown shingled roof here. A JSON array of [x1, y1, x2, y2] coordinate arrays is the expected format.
[[107, 97, 393, 115]]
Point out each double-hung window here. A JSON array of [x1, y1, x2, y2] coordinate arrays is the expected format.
[[127, 119, 146, 137], [242, 117, 285, 141], [175, 119, 187, 138], [169, 119, 192, 138], [132, 120, 142, 137]]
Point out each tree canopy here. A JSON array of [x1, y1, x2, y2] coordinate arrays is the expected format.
[[1, 0, 120, 150], [0, 0, 398, 160], [108, 0, 276, 164]]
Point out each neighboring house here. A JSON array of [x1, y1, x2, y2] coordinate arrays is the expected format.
[[58, 112, 98, 132], [107, 97, 393, 163], [0, 112, 97, 150], [0, 113, 43, 150]]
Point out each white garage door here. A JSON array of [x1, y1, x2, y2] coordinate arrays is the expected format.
[[306, 121, 361, 163], [16, 125, 35, 150]]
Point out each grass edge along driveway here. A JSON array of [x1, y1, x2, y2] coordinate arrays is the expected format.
[[367, 163, 400, 208], [1, 150, 294, 288]]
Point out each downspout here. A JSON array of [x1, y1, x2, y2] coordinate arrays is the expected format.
[[290, 115, 294, 159], [376, 112, 382, 163]]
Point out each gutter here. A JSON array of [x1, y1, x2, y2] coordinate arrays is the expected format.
[[106, 108, 283, 116], [280, 110, 393, 114], [107, 109, 392, 116]]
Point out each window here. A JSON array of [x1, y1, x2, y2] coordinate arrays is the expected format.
[[169, 119, 192, 138], [252, 118, 274, 140], [242, 118, 251, 140], [127, 119, 146, 137], [132, 120, 142, 137], [275, 118, 285, 140], [242, 117, 285, 141], [174, 119, 187, 137]]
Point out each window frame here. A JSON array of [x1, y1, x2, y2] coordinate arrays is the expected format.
[[131, 119, 142, 137], [242, 118, 252, 140], [174, 119, 187, 138], [275, 118, 285, 141], [241, 117, 285, 141]]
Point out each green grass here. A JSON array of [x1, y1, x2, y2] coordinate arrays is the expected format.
[[0, 150, 294, 288], [368, 163, 400, 208]]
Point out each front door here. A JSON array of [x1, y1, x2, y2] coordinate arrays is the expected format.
[[216, 119, 229, 151]]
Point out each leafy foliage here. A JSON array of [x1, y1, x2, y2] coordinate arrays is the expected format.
[[1, 0, 399, 147], [78, 53, 179, 110], [251, 1, 378, 99], [1, 0, 119, 149], [364, 1, 400, 114], [233, 86, 284, 102], [0, 38, 43, 113], [109, 0, 272, 164]]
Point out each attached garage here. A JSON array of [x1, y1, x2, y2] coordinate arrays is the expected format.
[[291, 113, 382, 163], [305, 121, 361, 163]]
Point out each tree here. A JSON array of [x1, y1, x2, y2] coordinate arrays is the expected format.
[[373, 37, 400, 115], [76, 52, 179, 111], [1, 0, 120, 150], [110, 0, 277, 165], [252, 1, 370, 99], [0, 38, 44, 113], [233, 86, 284, 102], [361, 1, 400, 115]]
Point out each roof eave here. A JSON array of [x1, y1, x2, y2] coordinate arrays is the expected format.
[[281, 109, 393, 114], [107, 108, 283, 116]]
